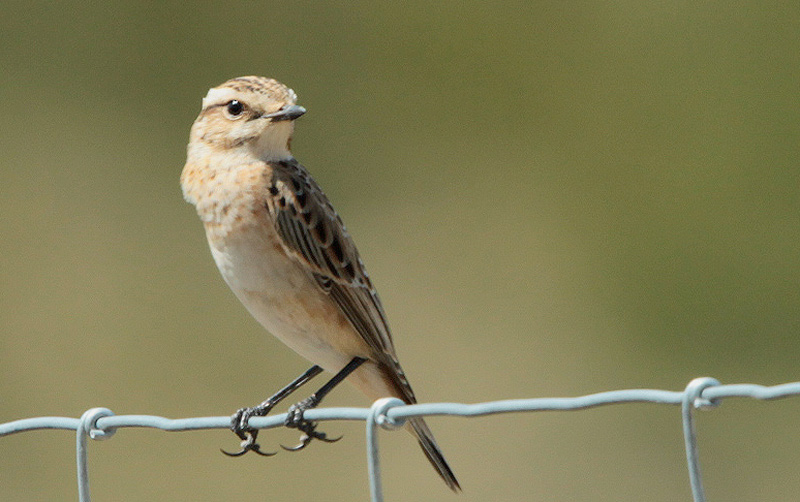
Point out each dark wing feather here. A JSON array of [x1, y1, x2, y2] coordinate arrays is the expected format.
[[266, 159, 459, 490], [265, 159, 405, 377]]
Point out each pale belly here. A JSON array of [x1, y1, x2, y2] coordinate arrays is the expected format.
[[205, 221, 371, 374]]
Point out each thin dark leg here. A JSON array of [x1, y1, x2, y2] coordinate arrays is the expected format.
[[222, 365, 324, 457], [249, 365, 324, 418], [282, 357, 367, 451]]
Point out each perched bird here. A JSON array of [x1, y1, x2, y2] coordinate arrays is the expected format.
[[180, 76, 460, 491]]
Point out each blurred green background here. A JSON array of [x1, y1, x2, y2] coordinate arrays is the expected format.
[[2, 2, 799, 501]]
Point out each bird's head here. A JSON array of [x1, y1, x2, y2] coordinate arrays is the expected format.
[[189, 76, 305, 160]]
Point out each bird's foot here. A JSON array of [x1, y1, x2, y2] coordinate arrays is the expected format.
[[281, 396, 342, 451], [221, 404, 277, 457]]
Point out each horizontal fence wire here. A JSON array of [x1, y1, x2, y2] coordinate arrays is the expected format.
[[3, 377, 800, 502]]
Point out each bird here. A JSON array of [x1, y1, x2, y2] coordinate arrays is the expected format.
[[180, 76, 460, 492]]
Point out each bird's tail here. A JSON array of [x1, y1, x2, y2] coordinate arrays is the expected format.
[[407, 417, 461, 492], [355, 358, 460, 491]]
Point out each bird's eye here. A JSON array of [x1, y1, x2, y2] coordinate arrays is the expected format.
[[225, 100, 244, 118]]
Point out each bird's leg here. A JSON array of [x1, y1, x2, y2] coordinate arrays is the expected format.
[[222, 364, 324, 457], [282, 357, 366, 452]]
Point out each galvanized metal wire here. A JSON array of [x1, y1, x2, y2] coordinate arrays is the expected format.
[[3, 377, 800, 502]]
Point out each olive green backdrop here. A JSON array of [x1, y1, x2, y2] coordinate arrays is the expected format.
[[2, 2, 799, 501]]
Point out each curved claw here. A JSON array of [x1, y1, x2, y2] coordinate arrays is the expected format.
[[220, 445, 277, 457], [221, 434, 277, 457], [318, 433, 343, 443], [281, 435, 313, 452], [221, 424, 277, 458], [282, 415, 343, 452], [280, 431, 342, 451], [222, 403, 281, 458]]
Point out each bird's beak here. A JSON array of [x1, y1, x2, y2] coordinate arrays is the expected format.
[[262, 104, 306, 122]]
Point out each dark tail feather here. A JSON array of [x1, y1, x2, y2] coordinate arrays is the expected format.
[[408, 417, 461, 492]]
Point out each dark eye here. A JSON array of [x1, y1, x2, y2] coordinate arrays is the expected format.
[[226, 100, 244, 117]]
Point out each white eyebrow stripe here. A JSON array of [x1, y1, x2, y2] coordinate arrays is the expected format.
[[202, 87, 238, 108]]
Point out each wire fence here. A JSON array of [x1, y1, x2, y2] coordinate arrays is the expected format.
[[2, 377, 800, 502]]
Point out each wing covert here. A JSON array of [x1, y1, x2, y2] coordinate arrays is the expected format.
[[265, 159, 398, 360]]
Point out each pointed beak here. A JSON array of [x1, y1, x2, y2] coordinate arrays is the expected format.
[[262, 104, 306, 122]]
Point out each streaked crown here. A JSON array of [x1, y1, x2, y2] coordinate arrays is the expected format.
[[205, 76, 298, 109]]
